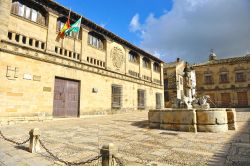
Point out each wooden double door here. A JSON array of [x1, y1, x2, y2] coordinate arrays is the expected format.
[[53, 78, 80, 117], [237, 92, 248, 106]]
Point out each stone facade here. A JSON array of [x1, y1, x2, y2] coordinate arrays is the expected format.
[[163, 59, 196, 107], [0, 0, 164, 119], [194, 51, 250, 108]]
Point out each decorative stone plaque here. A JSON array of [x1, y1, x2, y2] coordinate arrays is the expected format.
[[110, 46, 124, 69], [33, 75, 41, 81], [23, 73, 32, 80], [43, 87, 52, 92]]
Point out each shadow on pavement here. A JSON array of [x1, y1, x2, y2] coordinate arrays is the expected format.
[[15, 145, 29, 152], [207, 111, 250, 166], [131, 120, 149, 128]]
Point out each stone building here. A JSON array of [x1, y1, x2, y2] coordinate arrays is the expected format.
[[163, 58, 196, 107], [0, 0, 164, 119], [194, 50, 250, 107]]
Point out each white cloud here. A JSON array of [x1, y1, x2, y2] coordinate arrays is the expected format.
[[129, 14, 141, 32], [132, 0, 250, 63], [100, 23, 107, 28]]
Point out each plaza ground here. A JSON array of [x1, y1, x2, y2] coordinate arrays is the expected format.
[[0, 109, 250, 166]]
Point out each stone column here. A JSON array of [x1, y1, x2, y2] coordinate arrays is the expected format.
[[150, 61, 154, 82], [0, 0, 11, 42], [29, 128, 41, 153], [100, 143, 118, 166], [124, 48, 128, 75], [105, 39, 112, 70], [139, 55, 143, 78], [46, 12, 58, 54], [160, 63, 164, 86], [80, 28, 89, 62]]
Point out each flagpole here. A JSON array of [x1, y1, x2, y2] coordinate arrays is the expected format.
[[74, 16, 82, 56]]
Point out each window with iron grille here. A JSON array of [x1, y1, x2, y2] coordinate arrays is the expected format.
[[204, 75, 213, 84], [138, 89, 146, 109], [219, 73, 229, 83], [235, 72, 245, 82], [156, 93, 162, 109], [111, 85, 122, 108]]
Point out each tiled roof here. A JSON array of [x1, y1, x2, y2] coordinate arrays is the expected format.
[[195, 54, 250, 66], [164, 60, 185, 68], [34, 0, 164, 63]]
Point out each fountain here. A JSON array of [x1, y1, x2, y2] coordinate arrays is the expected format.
[[149, 63, 237, 132]]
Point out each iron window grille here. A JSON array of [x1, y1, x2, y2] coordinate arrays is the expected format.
[[138, 89, 146, 109], [111, 85, 122, 109], [156, 93, 162, 109]]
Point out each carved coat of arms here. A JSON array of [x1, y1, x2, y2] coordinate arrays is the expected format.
[[111, 47, 124, 69]]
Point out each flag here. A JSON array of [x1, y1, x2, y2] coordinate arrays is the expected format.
[[65, 17, 82, 36], [57, 11, 71, 39]]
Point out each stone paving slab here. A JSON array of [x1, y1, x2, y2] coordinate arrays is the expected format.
[[0, 109, 250, 166]]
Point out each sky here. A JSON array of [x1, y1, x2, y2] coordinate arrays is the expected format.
[[54, 0, 250, 63]]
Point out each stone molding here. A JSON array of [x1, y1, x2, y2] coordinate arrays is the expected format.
[[0, 40, 163, 89]]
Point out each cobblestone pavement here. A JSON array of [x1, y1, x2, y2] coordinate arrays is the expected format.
[[0, 109, 250, 166]]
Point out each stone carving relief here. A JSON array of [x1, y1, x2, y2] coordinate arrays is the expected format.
[[110, 46, 124, 69], [219, 66, 228, 72]]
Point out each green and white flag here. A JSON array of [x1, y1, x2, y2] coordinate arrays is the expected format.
[[65, 17, 82, 35]]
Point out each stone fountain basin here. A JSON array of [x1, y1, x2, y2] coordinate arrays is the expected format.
[[148, 108, 236, 133]]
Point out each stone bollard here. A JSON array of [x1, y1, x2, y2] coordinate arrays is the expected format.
[[100, 143, 118, 166], [29, 128, 41, 153], [226, 108, 237, 130]]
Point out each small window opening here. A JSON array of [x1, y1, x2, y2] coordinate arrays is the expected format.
[[22, 36, 26, 44], [8, 32, 12, 40], [15, 34, 20, 42]]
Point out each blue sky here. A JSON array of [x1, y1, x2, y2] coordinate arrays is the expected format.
[[54, 0, 250, 63], [54, 0, 173, 46]]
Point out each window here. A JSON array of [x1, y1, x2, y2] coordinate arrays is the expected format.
[[55, 47, 58, 53], [153, 63, 160, 72], [111, 85, 122, 108], [11, 1, 46, 26], [31, 9, 37, 22], [15, 34, 20, 42], [164, 91, 169, 102], [41, 43, 45, 49], [235, 72, 245, 82], [35, 41, 39, 48], [220, 73, 228, 83], [164, 79, 168, 89], [18, 3, 24, 16], [204, 75, 213, 84], [8, 32, 12, 40], [142, 57, 150, 69], [24, 6, 31, 19], [129, 51, 139, 63], [156, 93, 162, 109], [22, 36, 26, 44], [138, 90, 146, 109], [29, 38, 33, 46], [88, 32, 105, 49]]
